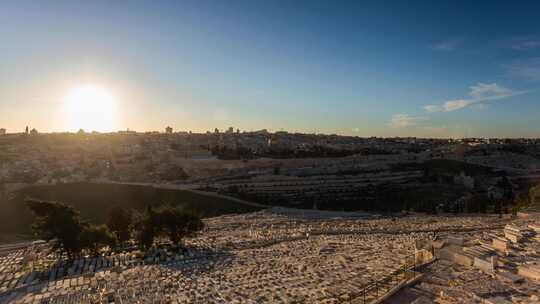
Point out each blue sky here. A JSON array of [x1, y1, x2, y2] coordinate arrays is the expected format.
[[1, 0, 539, 137]]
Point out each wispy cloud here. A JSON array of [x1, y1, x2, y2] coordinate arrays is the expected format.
[[510, 37, 540, 51], [424, 83, 524, 112], [505, 58, 540, 81], [424, 99, 472, 112], [423, 105, 443, 113], [387, 114, 426, 128], [432, 39, 463, 51]]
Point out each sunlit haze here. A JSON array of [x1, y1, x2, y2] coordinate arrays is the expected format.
[[63, 85, 118, 132]]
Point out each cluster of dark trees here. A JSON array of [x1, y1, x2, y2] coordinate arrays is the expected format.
[[210, 146, 254, 160], [258, 146, 370, 159], [25, 199, 203, 256], [208, 145, 400, 160], [205, 141, 405, 160], [25, 199, 115, 256], [5, 168, 43, 183], [512, 183, 540, 214], [132, 205, 204, 249], [156, 165, 190, 181]]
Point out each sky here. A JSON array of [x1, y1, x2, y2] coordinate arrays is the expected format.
[[1, 0, 540, 137]]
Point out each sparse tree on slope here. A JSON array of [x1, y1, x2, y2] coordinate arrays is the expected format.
[[134, 205, 204, 249], [80, 224, 117, 254], [156, 206, 204, 244], [106, 206, 132, 244], [134, 206, 156, 250], [25, 199, 85, 255], [26, 199, 117, 256]]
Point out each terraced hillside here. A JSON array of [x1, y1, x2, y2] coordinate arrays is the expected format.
[[212, 159, 499, 212]]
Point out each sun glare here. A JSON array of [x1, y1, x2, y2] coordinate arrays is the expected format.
[[64, 85, 118, 132]]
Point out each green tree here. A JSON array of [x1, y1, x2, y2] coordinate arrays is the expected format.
[[106, 206, 132, 244], [155, 206, 204, 244], [133, 205, 204, 249], [511, 193, 529, 216], [494, 200, 503, 218], [80, 224, 117, 254], [158, 165, 189, 181], [529, 184, 540, 205], [134, 206, 156, 250], [509, 183, 540, 216], [25, 199, 85, 255]]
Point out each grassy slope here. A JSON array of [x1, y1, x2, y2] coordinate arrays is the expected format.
[[0, 182, 261, 241]]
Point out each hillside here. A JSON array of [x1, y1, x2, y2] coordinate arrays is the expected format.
[[0, 182, 261, 242]]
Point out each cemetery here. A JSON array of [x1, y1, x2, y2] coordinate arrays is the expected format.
[[0, 208, 517, 304], [390, 211, 540, 303]]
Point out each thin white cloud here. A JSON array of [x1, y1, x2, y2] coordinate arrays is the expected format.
[[469, 83, 514, 100], [443, 99, 473, 112], [432, 39, 462, 51], [424, 83, 524, 113], [387, 114, 425, 128], [505, 58, 540, 81], [510, 38, 540, 51], [423, 105, 442, 113]]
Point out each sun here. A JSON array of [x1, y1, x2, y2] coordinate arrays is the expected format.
[[64, 85, 118, 132]]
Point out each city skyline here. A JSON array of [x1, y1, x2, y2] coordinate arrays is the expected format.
[[1, 1, 540, 137], [2, 2, 540, 300]]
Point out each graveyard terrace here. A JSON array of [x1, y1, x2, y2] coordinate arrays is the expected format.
[[393, 258, 540, 304], [193, 209, 507, 251], [0, 211, 508, 304], [465, 151, 540, 171], [1, 235, 430, 304], [211, 170, 425, 207], [385, 213, 540, 304], [401, 259, 524, 303], [0, 249, 30, 294]]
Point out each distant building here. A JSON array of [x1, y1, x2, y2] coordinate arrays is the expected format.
[[118, 128, 136, 134], [452, 145, 469, 159], [0, 128, 5, 135], [268, 137, 277, 147], [165, 126, 173, 134]]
